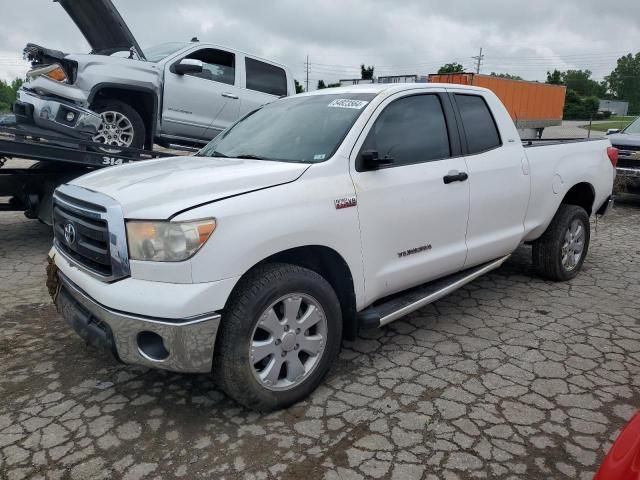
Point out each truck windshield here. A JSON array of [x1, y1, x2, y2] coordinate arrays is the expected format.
[[198, 93, 376, 163], [145, 42, 190, 62], [625, 117, 640, 134]]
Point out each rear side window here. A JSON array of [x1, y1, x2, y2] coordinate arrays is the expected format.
[[362, 94, 451, 167], [245, 58, 287, 96], [455, 94, 501, 154]]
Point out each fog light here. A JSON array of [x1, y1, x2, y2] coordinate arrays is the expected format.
[[137, 331, 169, 361], [65, 111, 76, 122]]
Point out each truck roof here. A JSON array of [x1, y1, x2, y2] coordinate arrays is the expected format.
[[300, 83, 491, 97]]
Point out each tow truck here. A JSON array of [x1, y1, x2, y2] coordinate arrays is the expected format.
[[0, 125, 175, 223]]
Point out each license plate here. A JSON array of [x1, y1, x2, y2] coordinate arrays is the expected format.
[[46, 255, 61, 304]]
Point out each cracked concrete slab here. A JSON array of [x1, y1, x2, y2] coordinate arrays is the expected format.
[[1, 201, 640, 479]]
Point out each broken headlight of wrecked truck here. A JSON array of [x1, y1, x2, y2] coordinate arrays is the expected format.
[[126, 219, 216, 262], [26, 63, 69, 83]]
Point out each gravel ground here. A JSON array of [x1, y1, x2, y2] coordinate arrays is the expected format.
[[1, 201, 640, 479]]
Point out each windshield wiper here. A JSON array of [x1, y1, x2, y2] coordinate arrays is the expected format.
[[235, 154, 268, 160]]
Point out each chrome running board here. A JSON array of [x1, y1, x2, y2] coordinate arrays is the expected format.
[[358, 255, 510, 328]]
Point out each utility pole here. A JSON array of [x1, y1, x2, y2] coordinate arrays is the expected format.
[[305, 55, 309, 92], [472, 47, 484, 74]]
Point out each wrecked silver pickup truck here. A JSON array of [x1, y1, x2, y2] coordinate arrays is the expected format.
[[13, 0, 294, 150]]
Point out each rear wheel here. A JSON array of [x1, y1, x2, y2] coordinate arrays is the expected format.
[[213, 263, 342, 411], [532, 204, 590, 281], [91, 100, 145, 151]]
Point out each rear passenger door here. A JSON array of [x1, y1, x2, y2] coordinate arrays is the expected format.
[[239, 57, 288, 117], [351, 91, 470, 305], [451, 92, 530, 267]]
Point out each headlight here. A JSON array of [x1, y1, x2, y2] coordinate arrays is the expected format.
[[126, 219, 216, 262], [26, 63, 68, 83]]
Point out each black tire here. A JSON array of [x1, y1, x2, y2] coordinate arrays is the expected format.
[[91, 100, 146, 150], [532, 204, 590, 281], [213, 263, 343, 411]]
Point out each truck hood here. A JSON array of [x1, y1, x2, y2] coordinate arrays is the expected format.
[[70, 156, 310, 218], [608, 133, 640, 148], [55, 0, 146, 59]]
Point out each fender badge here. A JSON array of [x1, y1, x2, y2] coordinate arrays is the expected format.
[[334, 196, 357, 210], [398, 245, 432, 258]]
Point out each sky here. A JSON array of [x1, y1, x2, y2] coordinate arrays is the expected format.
[[1, 0, 639, 88]]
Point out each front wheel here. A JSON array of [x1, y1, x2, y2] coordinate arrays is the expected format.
[[91, 100, 146, 151], [532, 204, 590, 281], [213, 263, 343, 411]]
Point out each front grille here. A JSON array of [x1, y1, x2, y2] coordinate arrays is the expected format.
[[612, 144, 640, 152], [53, 201, 112, 276], [618, 158, 640, 169], [52, 185, 129, 282], [612, 143, 640, 160]]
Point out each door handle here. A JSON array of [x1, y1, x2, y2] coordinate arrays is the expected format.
[[222, 93, 239, 99], [443, 171, 469, 184]]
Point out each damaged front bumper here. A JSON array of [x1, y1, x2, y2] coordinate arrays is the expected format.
[[14, 89, 102, 139]]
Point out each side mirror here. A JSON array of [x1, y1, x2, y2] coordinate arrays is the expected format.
[[606, 128, 621, 135], [174, 59, 203, 75], [361, 149, 394, 170]]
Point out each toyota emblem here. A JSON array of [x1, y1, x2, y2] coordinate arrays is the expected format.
[[64, 222, 76, 245]]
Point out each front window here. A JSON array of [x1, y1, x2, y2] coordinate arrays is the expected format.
[[183, 49, 235, 85], [144, 42, 190, 62], [198, 93, 376, 163], [625, 117, 640, 134]]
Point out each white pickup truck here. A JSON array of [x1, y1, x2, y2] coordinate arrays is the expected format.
[[48, 84, 616, 411]]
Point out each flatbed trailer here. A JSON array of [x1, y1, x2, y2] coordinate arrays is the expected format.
[[0, 126, 175, 223]]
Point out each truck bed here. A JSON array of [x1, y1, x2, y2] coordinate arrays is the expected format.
[[521, 137, 604, 147]]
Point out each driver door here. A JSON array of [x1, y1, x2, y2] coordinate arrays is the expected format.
[[162, 47, 241, 141], [350, 91, 470, 305]]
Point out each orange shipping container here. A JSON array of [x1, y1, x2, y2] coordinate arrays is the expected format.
[[428, 73, 566, 131]]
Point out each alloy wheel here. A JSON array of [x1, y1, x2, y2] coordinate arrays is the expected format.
[[249, 293, 327, 391], [561, 219, 586, 271], [93, 111, 135, 149]]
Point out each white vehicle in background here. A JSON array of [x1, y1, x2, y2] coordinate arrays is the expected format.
[[14, 0, 294, 150], [48, 83, 616, 411]]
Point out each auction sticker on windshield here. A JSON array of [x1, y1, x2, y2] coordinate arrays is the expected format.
[[328, 99, 369, 109]]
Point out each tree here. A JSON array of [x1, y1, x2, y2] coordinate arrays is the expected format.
[[490, 72, 523, 80], [563, 89, 600, 120], [546, 69, 563, 85], [327, 82, 341, 88], [0, 78, 23, 112], [562, 70, 605, 97], [361, 64, 374, 80], [606, 52, 640, 114], [317, 80, 327, 90], [294, 79, 305, 94], [437, 63, 465, 74]]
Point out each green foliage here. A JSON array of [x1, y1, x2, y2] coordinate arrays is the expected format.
[[294, 79, 305, 94], [327, 82, 341, 88], [563, 89, 600, 120], [317, 80, 327, 90], [563, 70, 606, 97], [360, 64, 374, 80], [0, 78, 22, 112], [490, 72, 523, 80], [437, 63, 465, 74], [606, 52, 640, 114], [546, 69, 605, 97], [546, 69, 563, 85]]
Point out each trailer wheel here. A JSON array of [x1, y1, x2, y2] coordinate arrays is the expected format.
[[532, 204, 590, 281], [92, 100, 145, 151], [213, 263, 342, 411]]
